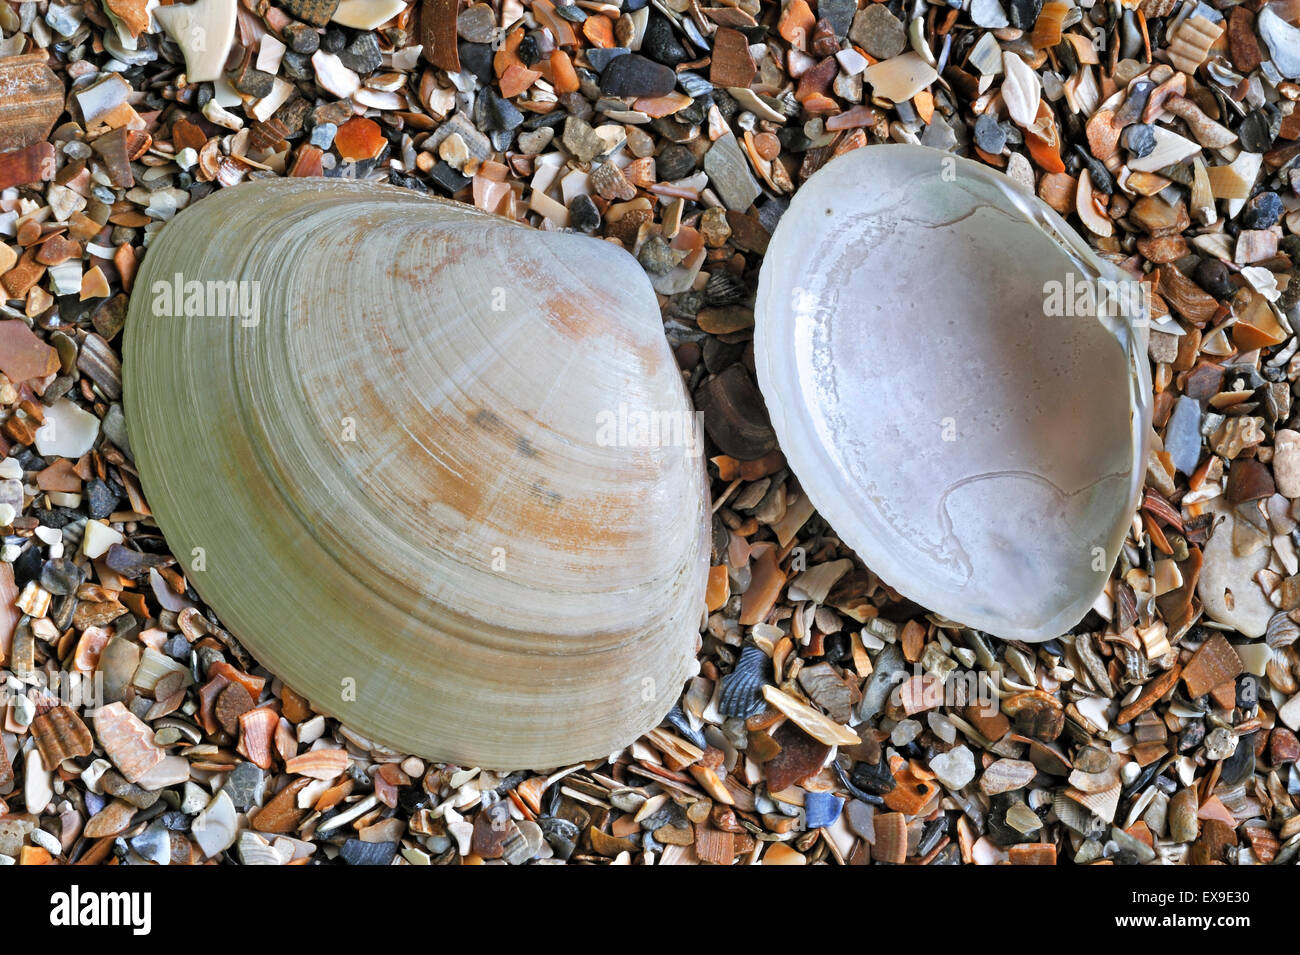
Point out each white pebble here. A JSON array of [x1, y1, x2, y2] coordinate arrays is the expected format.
[[24, 749, 53, 814], [34, 399, 100, 458], [81, 519, 124, 559]]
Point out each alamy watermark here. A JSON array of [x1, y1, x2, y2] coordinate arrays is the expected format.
[[151, 272, 261, 327], [3, 670, 104, 713], [595, 404, 705, 457], [1043, 273, 1150, 323]]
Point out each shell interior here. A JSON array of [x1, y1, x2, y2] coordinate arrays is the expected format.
[[755, 145, 1152, 641]]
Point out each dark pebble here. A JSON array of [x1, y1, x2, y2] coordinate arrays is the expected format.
[[457, 40, 494, 83], [428, 160, 471, 194], [656, 142, 697, 180], [31, 506, 74, 529], [339, 838, 398, 865], [642, 10, 689, 66], [1076, 146, 1114, 194], [388, 169, 428, 192], [1007, 0, 1043, 30], [1241, 192, 1282, 230], [849, 757, 896, 796], [476, 86, 523, 132], [13, 448, 44, 471], [40, 558, 86, 596], [538, 816, 579, 859], [819, 0, 857, 37], [1195, 258, 1236, 298], [1122, 123, 1156, 158], [567, 193, 601, 232], [86, 477, 122, 519], [973, 113, 1006, 154], [283, 22, 319, 54], [320, 28, 346, 52], [585, 46, 629, 73], [1219, 731, 1256, 786], [555, 2, 586, 21], [1178, 719, 1206, 752], [1237, 111, 1272, 154], [517, 34, 541, 66], [695, 363, 778, 459], [623, 0, 649, 9], [599, 52, 676, 98], [338, 32, 382, 73], [280, 50, 312, 82], [222, 762, 266, 810], [917, 817, 948, 855], [777, 125, 812, 153], [12, 544, 42, 588], [637, 234, 677, 274], [986, 794, 1038, 847]]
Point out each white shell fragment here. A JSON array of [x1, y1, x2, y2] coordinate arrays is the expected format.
[[34, 398, 101, 458], [124, 178, 709, 768], [153, 0, 237, 84], [755, 145, 1151, 642]]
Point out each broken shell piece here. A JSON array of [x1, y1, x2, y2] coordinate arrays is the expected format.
[[123, 178, 709, 769], [0, 53, 66, 153], [93, 701, 166, 783], [755, 145, 1151, 642], [864, 52, 938, 104], [1127, 127, 1201, 173], [1001, 51, 1041, 126], [153, 0, 237, 83], [1197, 500, 1274, 638], [1166, 15, 1223, 75]]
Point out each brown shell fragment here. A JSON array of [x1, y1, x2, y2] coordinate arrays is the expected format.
[[237, 707, 278, 770], [0, 53, 65, 153], [871, 811, 908, 863], [215, 681, 255, 736], [1085, 110, 1121, 161], [285, 748, 349, 780], [31, 705, 93, 770], [94, 702, 166, 784], [0, 320, 60, 385], [761, 685, 859, 746], [695, 826, 735, 864], [1227, 7, 1262, 74], [419, 0, 460, 72], [1116, 664, 1183, 724], [1158, 266, 1219, 325], [84, 799, 137, 838], [764, 721, 831, 792], [250, 777, 310, 833], [1181, 633, 1244, 699]]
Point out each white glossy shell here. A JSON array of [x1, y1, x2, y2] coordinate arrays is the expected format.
[[125, 178, 709, 768], [755, 145, 1151, 641]]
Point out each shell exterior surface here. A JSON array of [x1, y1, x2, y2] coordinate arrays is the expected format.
[[755, 145, 1151, 642], [124, 178, 709, 768]]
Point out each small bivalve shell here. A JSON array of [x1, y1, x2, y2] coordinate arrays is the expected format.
[[755, 145, 1151, 642], [124, 179, 709, 768]]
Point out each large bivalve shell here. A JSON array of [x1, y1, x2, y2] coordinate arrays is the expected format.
[[124, 179, 709, 768], [756, 145, 1151, 641]]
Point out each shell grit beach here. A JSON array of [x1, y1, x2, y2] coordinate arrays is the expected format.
[[0, 0, 1298, 904]]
